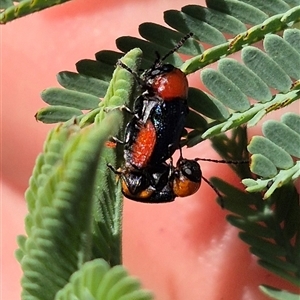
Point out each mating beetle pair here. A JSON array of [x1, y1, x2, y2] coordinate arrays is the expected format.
[[108, 33, 204, 203], [109, 33, 245, 204]]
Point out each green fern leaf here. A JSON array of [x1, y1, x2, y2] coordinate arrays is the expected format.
[[188, 87, 229, 120], [54, 259, 153, 300], [248, 136, 294, 170], [138, 23, 201, 55], [243, 45, 292, 91], [240, 0, 291, 15], [36, 48, 142, 127], [56, 71, 109, 98], [19, 112, 121, 300], [197, 30, 300, 136], [184, 4, 247, 36], [264, 34, 300, 79], [18, 49, 142, 299], [284, 28, 300, 53], [89, 49, 142, 266], [0, 0, 72, 24], [201, 68, 251, 111], [1, 0, 14, 10], [41, 88, 100, 110], [213, 180, 300, 289], [263, 120, 300, 158], [206, 0, 269, 24], [76, 59, 115, 81], [164, 9, 228, 45], [208, 127, 300, 294], [218, 58, 272, 102], [243, 112, 300, 198], [35, 106, 83, 124], [260, 285, 300, 300]]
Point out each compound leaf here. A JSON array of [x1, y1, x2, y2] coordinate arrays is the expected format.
[[260, 285, 300, 300], [54, 259, 153, 300], [0, 0, 72, 23], [243, 113, 300, 198], [19, 113, 121, 300]]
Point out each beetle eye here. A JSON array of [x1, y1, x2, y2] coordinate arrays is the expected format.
[[162, 64, 174, 73], [183, 167, 192, 176], [151, 69, 160, 76]]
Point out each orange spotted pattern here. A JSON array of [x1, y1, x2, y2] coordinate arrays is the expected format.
[[130, 120, 157, 168]]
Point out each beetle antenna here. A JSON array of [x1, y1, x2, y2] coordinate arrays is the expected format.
[[160, 32, 194, 62], [195, 158, 249, 164], [202, 175, 224, 208]]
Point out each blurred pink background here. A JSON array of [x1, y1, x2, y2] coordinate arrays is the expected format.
[[2, 0, 299, 299]]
